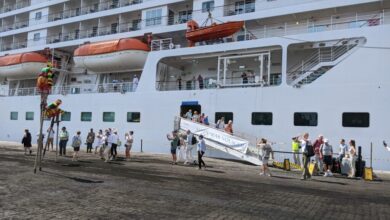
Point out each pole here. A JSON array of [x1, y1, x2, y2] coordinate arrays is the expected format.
[[141, 139, 143, 153], [55, 115, 59, 162], [34, 94, 47, 173], [370, 142, 373, 168]]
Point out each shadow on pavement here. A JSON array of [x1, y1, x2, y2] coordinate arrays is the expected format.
[[311, 179, 347, 185], [41, 170, 104, 184]]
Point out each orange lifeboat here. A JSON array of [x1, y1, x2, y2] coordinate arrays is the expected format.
[[186, 20, 244, 47], [0, 52, 48, 80], [73, 38, 150, 73]]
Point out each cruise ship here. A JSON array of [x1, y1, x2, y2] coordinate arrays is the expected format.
[[0, 0, 389, 171]]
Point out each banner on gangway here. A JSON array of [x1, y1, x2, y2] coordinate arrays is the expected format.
[[180, 119, 249, 153]]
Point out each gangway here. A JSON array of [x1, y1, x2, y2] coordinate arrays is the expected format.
[[175, 117, 262, 165]]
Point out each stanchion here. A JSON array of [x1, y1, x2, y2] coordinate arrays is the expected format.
[[141, 139, 143, 153]]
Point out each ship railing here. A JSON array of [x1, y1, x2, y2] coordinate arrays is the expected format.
[[151, 38, 176, 51], [156, 75, 281, 91], [167, 14, 192, 26], [0, 0, 30, 13], [287, 44, 357, 83], [4, 82, 135, 97]]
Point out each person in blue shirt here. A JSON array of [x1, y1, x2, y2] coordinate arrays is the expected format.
[[197, 135, 206, 170]]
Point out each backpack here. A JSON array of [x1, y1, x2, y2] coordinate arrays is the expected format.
[[306, 142, 315, 157], [191, 135, 197, 145]]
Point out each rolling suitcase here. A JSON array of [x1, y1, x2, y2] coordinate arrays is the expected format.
[[341, 158, 351, 175]]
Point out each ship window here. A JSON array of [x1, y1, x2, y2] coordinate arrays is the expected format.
[[294, 112, 317, 126], [10, 112, 18, 120], [146, 8, 162, 26], [81, 112, 92, 122], [61, 112, 71, 121], [342, 113, 369, 127], [33, 33, 40, 41], [202, 1, 214, 13], [252, 112, 272, 125], [127, 112, 140, 123], [103, 112, 115, 122], [26, 112, 34, 121], [35, 12, 42, 20], [215, 112, 233, 124]]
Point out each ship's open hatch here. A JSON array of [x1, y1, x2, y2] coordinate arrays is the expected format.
[[156, 47, 282, 91], [180, 101, 201, 117]]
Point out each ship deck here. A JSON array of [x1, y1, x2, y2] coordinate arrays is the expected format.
[[1, 142, 390, 219]]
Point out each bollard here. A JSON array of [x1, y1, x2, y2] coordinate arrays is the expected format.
[[283, 159, 291, 171], [140, 139, 143, 153]]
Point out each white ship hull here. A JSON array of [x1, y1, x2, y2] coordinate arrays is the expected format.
[[1, 25, 389, 170]]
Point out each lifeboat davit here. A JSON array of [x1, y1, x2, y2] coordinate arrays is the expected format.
[[73, 38, 150, 73], [0, 52, 48, 80], [186, 20, 244, 47]]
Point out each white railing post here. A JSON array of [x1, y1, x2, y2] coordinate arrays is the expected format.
[[284, 22, 287, 35]]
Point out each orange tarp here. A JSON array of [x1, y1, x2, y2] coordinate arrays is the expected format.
[[74, 38, 150, 56], [0, 52, 47, 66]]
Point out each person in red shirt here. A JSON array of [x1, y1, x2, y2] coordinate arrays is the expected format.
[[313, 135, 324, 173]]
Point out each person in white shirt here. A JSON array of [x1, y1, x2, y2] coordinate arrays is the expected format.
[[177, 135, 186, 163], [132, 75, 139, 92], [125, 131, 134, 160], [104, 130, 112, 162], [339, 139, 349, 162], [110, 130, 120, 161], [184, 130, 195, 165], [197, 135, 206, 170], [94, 130, 103, 155]]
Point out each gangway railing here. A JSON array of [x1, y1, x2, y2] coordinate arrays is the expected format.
[[176, 117, 262, 165]]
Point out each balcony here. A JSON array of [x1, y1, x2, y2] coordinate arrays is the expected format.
[[1, 82, 136, 97], [224, 0, 255, 16], [0, 0, 30, 14]]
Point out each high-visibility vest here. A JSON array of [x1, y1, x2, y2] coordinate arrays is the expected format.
[[292, 141, 300, 152]]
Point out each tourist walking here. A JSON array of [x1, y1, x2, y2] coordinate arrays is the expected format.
[[197, 135, 206, 170], [46, 128, 55, 151], [86, 128, 95, 153], [110, 130, 119, 160], [104, 130, 112, 162], [301, 133, 313, 180], [348, 140, 357, 178], [177, 135, 186, 163], [95, 130, 103, 154], [192, 111, 200, 122], [258, 138, 273, 176], [313, 135, 324, 173], [71, 131, 82, 161], [125, 131, 134, 160], [167, 131, 180, 165], [339, 139, 348, 162], [184, 109, 192, 119], [224, 120, 233, 134], [216, 117, 225, 129], [59, 127, 69, 156], [320, 138, 333, 177], [185, 130, 196, 165], [22, 129, 32, 155], [291, 136, 301, 166]]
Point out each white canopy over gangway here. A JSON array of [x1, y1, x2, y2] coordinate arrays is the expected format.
[[176, 117, 262, 165]]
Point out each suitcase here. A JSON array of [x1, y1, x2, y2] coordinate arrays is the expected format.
[[341, 158, 351, 175], [355, 160, 366, 177], [331, 158, 341, 173]]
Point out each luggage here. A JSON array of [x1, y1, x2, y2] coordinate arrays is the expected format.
[[355, 160, 366, 177], [331, 158, 341, 173], [341, 158, 351, 175]]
